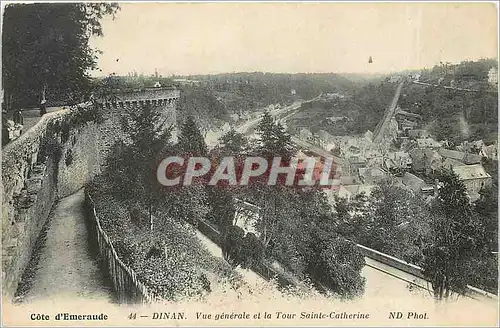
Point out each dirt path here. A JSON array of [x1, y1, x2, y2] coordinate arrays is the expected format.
[[193, 230, 272, 288], [21, 189, 114, 304]]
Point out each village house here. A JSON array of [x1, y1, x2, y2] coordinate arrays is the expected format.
[[388, 151, 413, 169], [416, 137, 442, 149], [409, 148, 443, 174], [399, 172, 427, 193], [484, 144, 498, 160], [397, 172, 436, 196], [337, 184, 377, 202], [340, 175, 362, 185], [442, 157, 465, 168], [407, 129, 431, 139], [452, 164, 492, 201], [488, 67, 498, 86], [458, 140, 498, 160], [348, 155, 367, 173], [437, 148, 483, 165], [298, 127, 313, 141], [358, 167, 388, 184]]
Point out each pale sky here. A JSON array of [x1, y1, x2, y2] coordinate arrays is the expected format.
[[89, 2, 499, 76]]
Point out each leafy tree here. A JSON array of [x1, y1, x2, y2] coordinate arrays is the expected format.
[[106, 104, 173, 230], [219, 128, 248, 155], [162, 183, 209, 227], [255, 111, 293, 159], [178, 115, 208, 155], [205, 186, 236, 231], [222, 225, 246, 267], [240, 232, 265, 269], [362, 180, 432, 259], [2, 3, 120, 109], [421, 169, 485, 300], [474, 185, 498, 252], [307, 233, 366, 299]]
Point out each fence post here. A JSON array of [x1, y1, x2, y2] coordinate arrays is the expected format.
[[84, 189, 153, 305]]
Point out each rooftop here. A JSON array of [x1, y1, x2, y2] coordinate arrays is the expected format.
[[453, 164, 491, 180], [438, 148, 482, 164]]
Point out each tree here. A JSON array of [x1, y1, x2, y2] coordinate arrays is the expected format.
[[255, 111, 293, 159], [421, 169, 485, 300], [474, 185, 498, 252], [307, 232, 366, 299], [362, 180, 432, 259], [219, 128, 247, 155], [178, 115, 208, 155], [205, 185, 235, 231], [222, 225, 246, 267], [2, 3, 120, 109], [107, 104, 173, 231]]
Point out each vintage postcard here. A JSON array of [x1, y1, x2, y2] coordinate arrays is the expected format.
[[1, 1, 499, 327]]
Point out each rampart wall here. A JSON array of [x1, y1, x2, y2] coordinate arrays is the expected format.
[[1, 88, 179, 300]]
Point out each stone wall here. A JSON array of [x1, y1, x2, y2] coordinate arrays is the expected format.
[[2, 88, 179, 300], [2, 110, 69, 299]]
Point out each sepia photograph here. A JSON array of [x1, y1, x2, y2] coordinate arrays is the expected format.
[[1, 1, 499, 326]]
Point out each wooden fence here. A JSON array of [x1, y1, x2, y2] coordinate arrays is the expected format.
[[84, 190, 153, 304]]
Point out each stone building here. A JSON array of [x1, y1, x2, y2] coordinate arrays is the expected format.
[[452, 164, 492, 201]]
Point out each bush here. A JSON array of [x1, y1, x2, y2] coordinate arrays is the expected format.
[[240, 232, 265, 269], [87, 178, 242, 301], [307, 236, 366, 300], [222, 225, 245, 267]]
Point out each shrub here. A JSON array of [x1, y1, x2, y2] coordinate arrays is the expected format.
[[222, 225, 245, 267], [240, 232, 265, 269]]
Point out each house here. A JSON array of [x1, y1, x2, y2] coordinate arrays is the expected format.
[[484, 144, 498, 160], [298, 127, 313, 140], [358, 167, 387, 184], [349, 156, 367, 172], [340, 175, 361, 185], [337, 184, 377, 202], [452, 164, 492, 201], [408, 129, 430, 139], [488, 67, 498, 85], [409, 148, 442, 174], [437, 148, 482, 165], [364, 130, 374, 141], [399, 119, 419, 132], [442, 157, 465, 168], [388, 151, 412, 169], [317, 130, 334, 144], [388, 76, 402, 83], [400, 172, 427, 194], [416, 137, 441, 148], [325, 116, 347, 124], [233, 199, 261, 236]]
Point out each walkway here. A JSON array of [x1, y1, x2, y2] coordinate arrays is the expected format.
[[20, 190, 114, 305], [194, 230, 271, 288]]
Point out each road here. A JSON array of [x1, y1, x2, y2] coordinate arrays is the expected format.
[[18, 190, 114, 305], [372, 81, 404, 143], [236, 93, 323, 136], [412, 80, 498, 93]]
